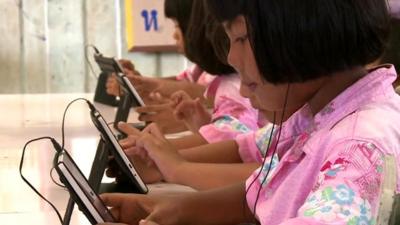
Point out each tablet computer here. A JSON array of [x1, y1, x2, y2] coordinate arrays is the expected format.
[[94, 53, 145, 107], [54, 150, 116, 224], [90, 108, 149, 194]]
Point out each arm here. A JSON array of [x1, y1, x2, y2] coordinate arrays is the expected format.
[[178, 140, 242, 163], [100, 183, 255, 225], [177, 82, 207, 101], [279, 141, 385, 225], [168, 133, 208, 150], [172, 183, 255, 225], [131, 125, 258, 190], [171, 162, 259, 190]]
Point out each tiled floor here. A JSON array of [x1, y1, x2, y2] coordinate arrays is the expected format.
[[0, 94, 193, 225]]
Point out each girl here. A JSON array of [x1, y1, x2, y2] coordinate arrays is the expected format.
[[116, 0, 263, 144], [106, 0, 264, 187], [99, 0, 400, 224]]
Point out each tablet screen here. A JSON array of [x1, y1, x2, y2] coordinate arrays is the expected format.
[[90, 109, 149, 194], [60, 151, 116, 222], [94, 54, 145, 107]]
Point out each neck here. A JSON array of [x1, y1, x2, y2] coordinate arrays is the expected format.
[[308, 67, 367, 115]]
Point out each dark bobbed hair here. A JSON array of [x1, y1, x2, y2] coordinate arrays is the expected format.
[[204, 0, 246, 23], [164, 0, 193, 34], [206, 0, 391, 84], [184, 0, 235, 75], [382, 19, 400, 71]]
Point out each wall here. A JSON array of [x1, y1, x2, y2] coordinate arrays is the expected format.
[[0, 0, 186, 94]]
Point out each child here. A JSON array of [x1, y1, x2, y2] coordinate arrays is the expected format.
[[106, 0, 207, 133], [105, 0, 264, 187], [98, 0, 400, 224], [117, 0, 264, 144]]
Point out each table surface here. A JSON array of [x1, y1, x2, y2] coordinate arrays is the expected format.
[[0, 93, 193, 225]]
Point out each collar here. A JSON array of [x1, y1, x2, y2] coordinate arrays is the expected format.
[[279, 65, 397, 156]]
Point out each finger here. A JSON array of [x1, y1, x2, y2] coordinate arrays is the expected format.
[[171, 90, 191, 102], [123, 68, 132, 75], [119, 136, 136, 148], [144, 211, 164, 225], [148, 92, 170, 104], [123, 146, 139, 156], [138, 113, 157, 122], [135, 131, 158, 149], [135, 105, 167, 114], [173, 101, 195, 120], [146, 157, 155, 167], [118, 59, 135, 71], [100, 193, 128, 208], [139, 148, 149, 160], [170, 91, 184, 106], [145, 123, 165, 140], [139, 220, 159, 225], [129, 75, 147, 86], [118, 122, 141, 136], [109, 207, 122, 222]]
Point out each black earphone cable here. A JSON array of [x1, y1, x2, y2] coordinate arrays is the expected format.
[[251, 84, 291, 222], [50, 166, 67, 189], [20, 98, 98, 225], [242, 114, 276, 222], [85, 44, 100, 80], [60, 98, 96, 153], [19, 137, 65, 224]]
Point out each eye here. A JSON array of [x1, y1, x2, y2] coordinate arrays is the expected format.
[[235, 34, 248, 44], [247, 82, 258, 91]]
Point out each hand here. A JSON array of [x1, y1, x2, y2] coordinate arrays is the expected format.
[[104, 121, 143, 183], [117, 122, 159, 163], [128, 76, 163, 103], [99, 193, 185, 225], [135, 103, 187, 134], [118, 123, 185, 183], [129, 77, 191, 100], [99, 193, 154, 225], [118, 59, 135, 73], [171, 91, 211, 133], [106, 74, 121, 97], [105, 60, 140, 97]]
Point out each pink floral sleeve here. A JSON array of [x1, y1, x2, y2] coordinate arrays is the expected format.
[[280, 141, 385, 225]]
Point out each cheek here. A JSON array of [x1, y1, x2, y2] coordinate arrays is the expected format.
[[227, 44, 241, 70], [254, 88, 284, 111], [173, 29, 182, 41]]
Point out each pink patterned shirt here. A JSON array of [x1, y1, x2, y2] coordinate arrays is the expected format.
[[390, 0, 400, 18], [199, 74, 265, 143], [178, 65, 264, 143], [237, 65, 400, 224], [175, 64, 215, 86]]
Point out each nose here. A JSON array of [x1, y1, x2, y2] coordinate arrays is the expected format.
[[227, 45, 237, 68]]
